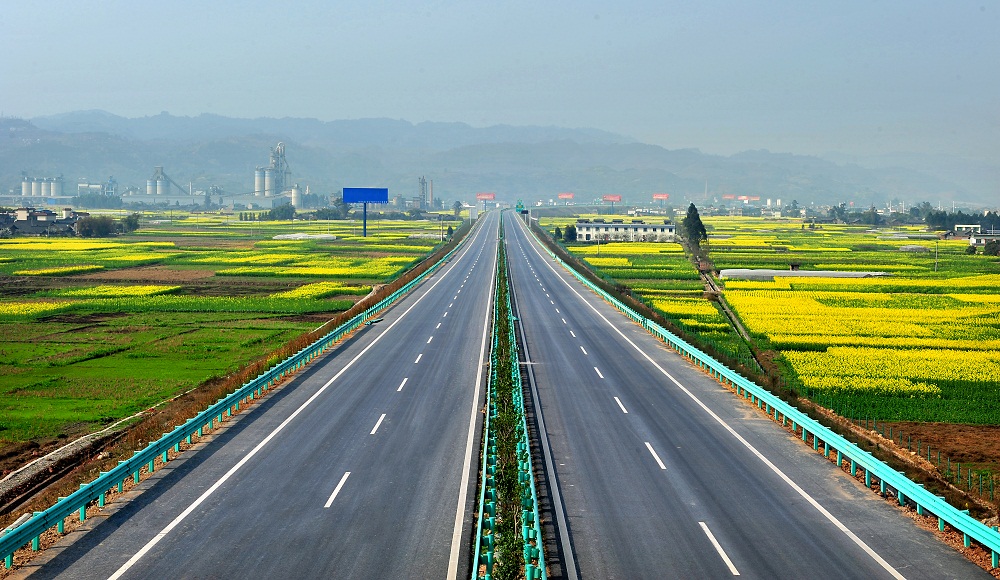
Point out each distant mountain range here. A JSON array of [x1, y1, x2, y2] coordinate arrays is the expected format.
[[2, 111, 995, 208]]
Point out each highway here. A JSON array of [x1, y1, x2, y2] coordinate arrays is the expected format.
[[25, 212, 501, 579], [503, 214, 987, 579]]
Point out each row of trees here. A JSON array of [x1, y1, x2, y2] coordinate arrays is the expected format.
[[76, 214, 141, 238]]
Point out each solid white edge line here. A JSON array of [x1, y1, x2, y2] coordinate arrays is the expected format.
[[447, 213, 500, 578], [645, 441, 667, 470], [324, 472, 352, 508], [414, 353, 422, 364], [370, 413, 386, 435], [397, 377, 408, 392], [699, 521, 740, 575], [614, 396, 628, 414], [514, 217, 906, 580], [594, 366, 604, 379], [108, 210, 490, 580]]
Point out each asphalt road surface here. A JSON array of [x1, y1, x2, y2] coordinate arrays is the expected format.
[[25, 211, 500, 579], [503, 214, 986, 580]]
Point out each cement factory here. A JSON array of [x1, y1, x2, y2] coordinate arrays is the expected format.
[[6, 142, 309, 210]]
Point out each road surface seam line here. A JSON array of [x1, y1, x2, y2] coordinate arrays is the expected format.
[[515, 217, 905, 580], [370, 413, 386, 435], [324, 472, 352, 508], [699, 521, 740, 575], [105, 214, 495, 580], [645, 442, 667, 469]]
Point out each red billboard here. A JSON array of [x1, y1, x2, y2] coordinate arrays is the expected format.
[[602, 194, 622, 203], [652, 193, 670, 200], [749, 196, 761, 201], [737, 195, 750, 201], [557, 192, 575, 200], [475, 192, 496, 201], [722, 194, 736, 200]]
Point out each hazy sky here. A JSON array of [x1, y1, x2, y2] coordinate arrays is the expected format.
[[2, 1, 997, 160]]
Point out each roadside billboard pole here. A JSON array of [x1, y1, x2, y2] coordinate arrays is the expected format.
[[343, 187, 390, 237]]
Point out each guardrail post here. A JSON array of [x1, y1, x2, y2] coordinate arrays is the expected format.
[[133, 470, 140, 484], [851, 459, 857, 477], [79, 505, 86, 522], [964, 533, 971, 548], [824, 442, 830, 458], [99, 493, 105, 508], [31, 535, 38, 551]]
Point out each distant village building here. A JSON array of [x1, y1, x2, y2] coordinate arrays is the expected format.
[[969, 232, 1000, 247], [575, 219, 676, 242], [954, 224, 982, 235], [3, 207, 88, 236]]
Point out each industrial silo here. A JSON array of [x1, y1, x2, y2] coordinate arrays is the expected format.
[[147, 179, 156, 195], [31, 179, 40, 197], [51, 177, 63, 196], [156, 179, 169, 196], [290, 184, 301, 208], [264, 169, 274, 197], [40, 179, 51, 197], [254, 168, 265, 197], [21, 178, 30, 197]]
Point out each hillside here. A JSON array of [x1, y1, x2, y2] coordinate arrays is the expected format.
[[2, 112, 992, 207]]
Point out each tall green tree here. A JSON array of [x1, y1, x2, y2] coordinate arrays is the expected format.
[[682, 203, 707, 246], [564, 224, 577, 242], [452, 200, 463, 217]]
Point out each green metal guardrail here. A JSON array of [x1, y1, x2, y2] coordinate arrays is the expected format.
[[473, 213, 546, 580], [0, 218, 482, 569], [522, 220, 1000, 571]]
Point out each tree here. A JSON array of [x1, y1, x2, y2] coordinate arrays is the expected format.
[[554, 226, 562, 240], [965, 244, 977, 255], [828, 203, 848, 222], [452, 200, 463, 217], [564, 224, 577, 242], [120, 213, 141, 233], [682, 203, 707, 246], [265, 203, 295, 221], [984, 240, 1000, 257], [862, 205, 881, 225], [446, 225, 454, 238], [76, 216, 116, 238]]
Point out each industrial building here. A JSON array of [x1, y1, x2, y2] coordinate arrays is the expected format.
[[575, 218, 676, 242]]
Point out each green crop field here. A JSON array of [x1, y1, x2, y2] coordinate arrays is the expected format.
[[0, 213, 454, 444], [706, 217, 1000, 424]]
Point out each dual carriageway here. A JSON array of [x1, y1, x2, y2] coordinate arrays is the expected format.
[[20, 211, 985, 579]]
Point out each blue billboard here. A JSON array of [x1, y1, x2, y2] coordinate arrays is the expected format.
[[343, 187, 389, 204]]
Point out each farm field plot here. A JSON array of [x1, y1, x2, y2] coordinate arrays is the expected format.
[[708, 217, 1000, 426], [0, 215, 451, 449]]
